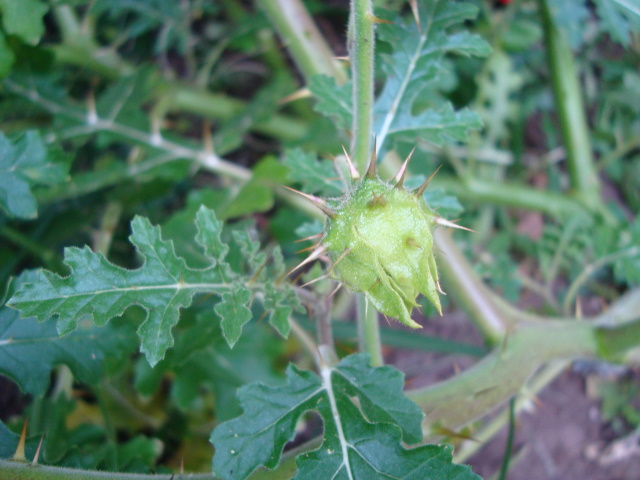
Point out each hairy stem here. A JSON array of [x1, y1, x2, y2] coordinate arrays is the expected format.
[[349, 0, 374, 171], [348, 0, 382, 365]]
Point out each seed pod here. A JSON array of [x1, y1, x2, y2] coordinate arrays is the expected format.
[[290, 149, 470, 328]]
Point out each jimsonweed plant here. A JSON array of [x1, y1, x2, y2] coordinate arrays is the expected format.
[[1, 0, 640, 479]]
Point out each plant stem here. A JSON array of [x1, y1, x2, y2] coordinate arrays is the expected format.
[[349, 0, 382, 365], [433, 175, 588, 219], [357, 294, 383, 366], [562, 246, 640, 315], [434, 229, 508, 344], [258, 0, 347, 84], [538, 0, 602, 213], [349, 0, 374, 171], [497, 397, 516, 480], [453, 360, 569, 462], [0, 225, 60, 271], [50, 6, 309, 143], [409, 319, 598, 431]]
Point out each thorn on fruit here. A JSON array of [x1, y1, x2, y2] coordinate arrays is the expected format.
[[368, 13, 393, 24], [405, 237, 422, 249], [394, 146, 416, 190], [366, 138, 378, 179], [368, 193, 387, 208], [288, 245, 327, 276], [283, 186, 336, 218], [434, 216, 476, 232], [414, 164, 443, 197], [341, 145, 360, 180]]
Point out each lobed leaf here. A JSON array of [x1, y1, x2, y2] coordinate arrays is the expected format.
[[211, 354, 478, 480], [594, 0, 640, 47], [374, 0, 491, 153], [0, 130, 69, 219], [8, 206, 300, 365], [283, 148, 343, 197]]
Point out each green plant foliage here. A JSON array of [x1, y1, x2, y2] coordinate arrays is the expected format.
[[0, 130, 69, 219], [212, 353, 478, 480], [594, 0, 640, 47], [308, 75, 352, 134], [0, 32, 14, 79], [8, 206, 302, 365], [0, 305, 136, 395], [0, 0, 48, 45], [548, 0, 590, 49], [373, 0, 492, 152], [90, 0, 194, 54], [224, 156, 289, 219], [309, 0, 491, 154], [283, 148, 343, 197]]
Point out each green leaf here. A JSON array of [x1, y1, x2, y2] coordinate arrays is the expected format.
[[594, 0, 640, 47], [548, 0, 590, 49], [215, 284, 253, 348], [262, 246, 304, 337], [8, 207, 240, 366], [0, 31, 15, 79], [9, 206, 300, 364], [614, 216, 640, 285], [0, 130, 69, 219], [91, 0, 190, 54], [308, 75, 352, 134], [212, 354, 477, 480], [224, 156, 290, 219], [374, 1, 491, 152], [283, 148, 343, 197], [0, 0, 49, 45], [0, 305, 137, 395]]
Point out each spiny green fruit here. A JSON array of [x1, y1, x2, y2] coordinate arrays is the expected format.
[[288, 148, 470, 329]]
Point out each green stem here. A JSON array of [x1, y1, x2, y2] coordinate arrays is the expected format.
[[497, 398, 516, 480], [433, 175, 588, 219], [258, 0, 347, 84], [350, 0, 375, 171], [453, 360, 569, 462], [434, 229, 508, 344], [0, 226, 60, 271], [562, 246, 640, 315], [50, 6, 309, 143], [409, 319, 598, 431], [350, 0, 382, 365], [538, 0, 602, 212], [357, 294, 383, 366]]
